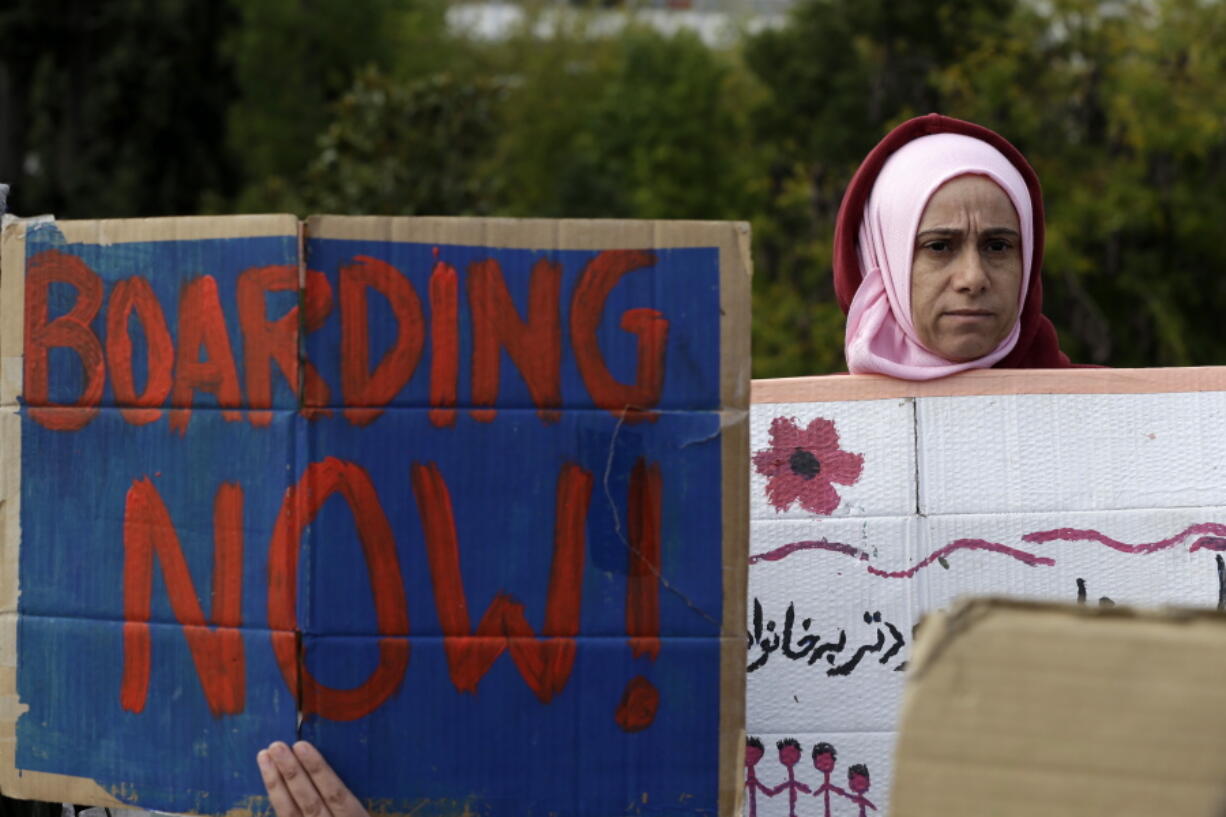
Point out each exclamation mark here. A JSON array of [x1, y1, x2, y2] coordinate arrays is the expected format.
[[616, 457, 662, 732], [428, 247, 458, 428]]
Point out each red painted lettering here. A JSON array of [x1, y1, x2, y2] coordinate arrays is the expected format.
[[626, 458, 662, 660], [428, 256, 459, 427], [570, 251, 668, 421], [267, 458, 409, 721], [339, 256, 424, 426], [302, 269, 334, 416], [23, 250, 104, 430], [106, 276, 174, 426], [468, 258, 562, 423], [120, 479, 245, 717], [237, 265, 299, 427], [169, 275, 243, 434], [614, 675, 659, 732], [411, 461, 592, 702]]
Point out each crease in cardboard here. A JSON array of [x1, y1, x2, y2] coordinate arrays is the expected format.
[[600, 404, 724, 630], [910, 396, 923, 518], [293, 630, 305, 735], [682, 407, 747, 447]]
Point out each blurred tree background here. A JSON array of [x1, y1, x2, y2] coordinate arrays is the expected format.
[[2, 0, 1224, 375]]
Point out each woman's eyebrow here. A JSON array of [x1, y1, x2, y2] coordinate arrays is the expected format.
[[915, 227, 1021, 245], [915, 228, 962, 240]]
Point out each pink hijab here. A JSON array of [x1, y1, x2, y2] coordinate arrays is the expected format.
[[844, 132, 1035, 379]]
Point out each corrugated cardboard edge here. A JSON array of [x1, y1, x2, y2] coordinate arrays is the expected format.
[[0, 216, 297, 815], [1, 219, 28, 406], [0, 221, 123, 808], [752, 366, 1226, 404], [54, 214, 300, 245], [718, 220, 750, 817], [893, 597, 1226, 817], [718, 414, 748, 817], [310, 215, 751, 816]]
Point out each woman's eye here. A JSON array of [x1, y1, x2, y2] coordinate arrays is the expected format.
[[985, 239, 1011, 252], [925, 241, 950, 253]]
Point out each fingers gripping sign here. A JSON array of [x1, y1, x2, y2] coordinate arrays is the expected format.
[[258, 741, 370, 817]]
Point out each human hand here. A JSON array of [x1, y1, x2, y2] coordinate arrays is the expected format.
[[257, 740, 369, 817]]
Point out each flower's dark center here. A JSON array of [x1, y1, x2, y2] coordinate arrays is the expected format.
[[789, 447, 821, 480]]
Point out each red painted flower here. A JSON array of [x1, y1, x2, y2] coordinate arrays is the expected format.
[[753, 416, 864, 515]]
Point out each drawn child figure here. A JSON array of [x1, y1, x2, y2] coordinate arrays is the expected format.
[[846, 764, 877, 816], [810, 742, 849, 817], [767, 738, 811, 817], [744, 737, 776, 817]]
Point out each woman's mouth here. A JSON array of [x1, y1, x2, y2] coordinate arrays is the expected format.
[[943, 309, 994, 319]]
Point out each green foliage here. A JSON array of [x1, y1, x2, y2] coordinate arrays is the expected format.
[[223, 0, 406, 211], [0, 0, 237, 217], [490, 22, 763, 221], [301, 68, 506, 216]]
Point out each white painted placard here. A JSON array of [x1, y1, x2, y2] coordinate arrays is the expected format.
[[745, 368, 1226, 817]]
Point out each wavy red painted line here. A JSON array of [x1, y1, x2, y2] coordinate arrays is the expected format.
[[866, 539, 1054, 578], [1023, 523, 1226, 554], [749, 537, 1053, 577], [747, 539, 869, 565]]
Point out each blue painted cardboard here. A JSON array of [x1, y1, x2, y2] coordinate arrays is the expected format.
[[0, 215, 748, 816]]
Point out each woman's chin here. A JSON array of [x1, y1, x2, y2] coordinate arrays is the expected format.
[[929, 337, 997, 363]]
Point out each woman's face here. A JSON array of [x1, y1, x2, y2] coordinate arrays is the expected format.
[[910, 174, 1023, 362]]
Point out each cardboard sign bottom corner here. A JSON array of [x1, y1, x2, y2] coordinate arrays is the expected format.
[[891, 597, 1226, 817]]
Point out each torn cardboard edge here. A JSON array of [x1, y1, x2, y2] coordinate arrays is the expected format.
[[892, 596, 1226, 817], [0, 215, 749, 816]]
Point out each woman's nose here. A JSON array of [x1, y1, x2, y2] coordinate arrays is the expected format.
[[951, 248, 989, 293]]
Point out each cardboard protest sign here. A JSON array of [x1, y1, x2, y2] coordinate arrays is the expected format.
[[0, 215, 750, 816], [892, 598, 1226, 817], [745, 368, 1226, 817]]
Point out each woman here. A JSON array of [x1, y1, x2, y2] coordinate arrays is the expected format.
[[835, 114, 1073, 377]]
